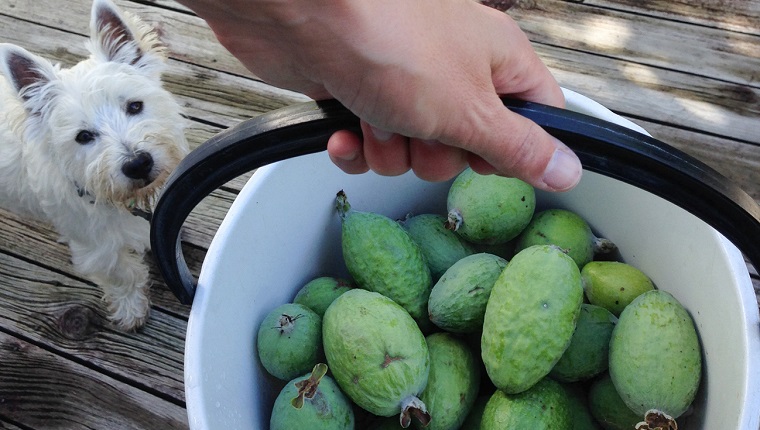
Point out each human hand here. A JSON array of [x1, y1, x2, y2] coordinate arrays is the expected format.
[[176, 0, 582, 191]]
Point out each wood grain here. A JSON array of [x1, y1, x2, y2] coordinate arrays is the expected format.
[[0, 251, 186, 401], [0, 332, 187, 429], [583, 0, 760, 36], [511, 0, 760, 87]]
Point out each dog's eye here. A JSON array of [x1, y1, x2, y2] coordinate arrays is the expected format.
[[75, 130, 96, 144], [126, 101, 144, 115]]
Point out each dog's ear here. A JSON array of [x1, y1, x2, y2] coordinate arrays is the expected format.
[[0, 44, 58, 105], [89, 0, 167, 75]]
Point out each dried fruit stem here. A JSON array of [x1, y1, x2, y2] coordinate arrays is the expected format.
[[291, 363, 328, 409], [275, 313, 303, 335], [593, 235, 617, 255], [445, 209, 463, 232], [335, 190, 351, 219], [635, 409, 677, 430], [399, 396, 430, 428]]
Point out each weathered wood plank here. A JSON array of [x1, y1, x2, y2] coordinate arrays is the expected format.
[[620, 118, 760, 201], [166, 60, 308, 127], [0, 332, 188, 429], [0, 206, 197, 317], [0, 0, 257, 83], [511, 0, 760, 87], [0, 252, 186, 401], [136, 0, 194, 14], [146, 245, 205, 311], [171, 189, 236, 248], [582, 0, 760, 36], [184, 122, 221, 151], [537, 44, 759, 144], [0, 418, 24, 430]]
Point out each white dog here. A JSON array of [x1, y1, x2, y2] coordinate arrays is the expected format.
[[0, 0, 189, 330]]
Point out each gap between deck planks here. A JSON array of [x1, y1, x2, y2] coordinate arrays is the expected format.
[[0, 330, 187, 429], [0, 213, 187, 397]]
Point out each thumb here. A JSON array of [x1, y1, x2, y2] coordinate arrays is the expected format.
[[458, 94, 582, 192], [460, 9, 581, 190]]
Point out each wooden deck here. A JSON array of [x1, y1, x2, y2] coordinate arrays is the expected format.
[[0, 0, 758, 428]]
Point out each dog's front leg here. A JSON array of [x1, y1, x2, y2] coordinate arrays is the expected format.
[[69, 240, 151, 331]]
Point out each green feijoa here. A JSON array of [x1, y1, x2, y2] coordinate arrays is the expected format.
[[257, 303, 322, 381], [609, 290, 701, 423], [480, 378, 572, 429], [482, 245, 583, 394], [588, 373, 641, 430], [428, 253, 507, 333], [401, 213, 475, 280], [293, 276, 354, 318], [270, 363, 354, 430], [415, 333, 480, 430], [445, 168, 535, 245], [323, 289, 431, 427], [515, 209, 616, 268], [550, 304, 617, 382], [563, 382, 601, 430], [336, 191, 432, 330], [582, 261, 655, 316], [460, 392, 492, 430]]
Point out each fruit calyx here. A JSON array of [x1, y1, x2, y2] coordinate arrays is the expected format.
[[291, 363, 329, 409], [444, 209, 463, 232], [275, 312, 303, 335], [335, 190, 352, 219], [593, 234, 617, 255], [399, 395, 430, 428], [635, 409, 677, 430]]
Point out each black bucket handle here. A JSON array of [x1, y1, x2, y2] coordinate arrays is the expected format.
[[150, 98, 760, 305]]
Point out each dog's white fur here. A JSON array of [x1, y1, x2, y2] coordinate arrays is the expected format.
[[0, 0, 188, 330]]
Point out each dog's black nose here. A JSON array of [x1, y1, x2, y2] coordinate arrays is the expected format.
[[122, 152, 154, 180]]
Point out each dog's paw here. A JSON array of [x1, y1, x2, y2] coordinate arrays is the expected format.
[[107, 289, 151, 332]]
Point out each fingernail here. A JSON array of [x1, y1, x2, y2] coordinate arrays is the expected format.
[[369, 125, 394, 142], [334, 150, 358, 161], [540, 140, 582, 191]]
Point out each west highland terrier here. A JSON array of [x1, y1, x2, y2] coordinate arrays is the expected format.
[[0, 0, 189, 330]]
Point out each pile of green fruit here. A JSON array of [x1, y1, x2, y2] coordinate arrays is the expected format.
[[256, 168, 703, 430]]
